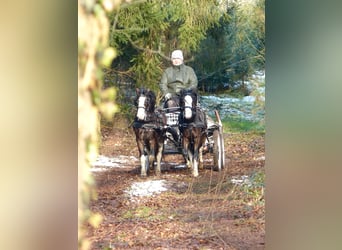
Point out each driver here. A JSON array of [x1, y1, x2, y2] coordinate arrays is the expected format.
[[159, 50, 198, 108]]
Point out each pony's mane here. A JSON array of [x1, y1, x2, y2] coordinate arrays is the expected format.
[[179, 89, 206, 126], [146, 90, 156, 113], [135, 88, 156, 113], [179, 89, 197, 108]]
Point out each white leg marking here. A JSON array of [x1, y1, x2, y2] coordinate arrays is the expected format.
[[140, 154, 147, 176], [193, 158, 199, 177]]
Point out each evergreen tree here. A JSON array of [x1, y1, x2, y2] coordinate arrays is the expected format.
[[192, 0, 265, 93], [108, 0, 224, 93]]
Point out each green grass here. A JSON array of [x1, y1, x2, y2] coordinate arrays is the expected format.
[[237, 171, 265, 208], [222, 118, 265, 134], [122, 206, 153, 219]]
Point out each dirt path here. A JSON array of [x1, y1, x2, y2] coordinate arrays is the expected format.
[[86, 127, 265, 249]]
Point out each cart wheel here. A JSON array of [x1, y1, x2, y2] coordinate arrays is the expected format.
[[213, 129, 224, 171], [219, 126, 225, 170], [213, 110, 225, 171]]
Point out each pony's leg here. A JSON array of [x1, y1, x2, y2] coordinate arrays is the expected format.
[[155, 141, 164, 176], [149, 148, 155, 171], [198, 131, 207, 170], [192, 129, 205, 176], [183, 156, 191, 169], [140, 154, 148, 177], [190, 137, 199, 177], [192, 155, 199, 177], [141, 144, 151, 177], [135, 135, 147, 177], [187, 146, 194, 172], [185, 154, 191, 169], [199, 146, 204, 169], [187, 159, 191, 169], [182, 136, 191, 169]]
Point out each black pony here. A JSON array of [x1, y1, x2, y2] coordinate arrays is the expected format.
[[179, 89, 207, 177], [132, 88, 166, 177]]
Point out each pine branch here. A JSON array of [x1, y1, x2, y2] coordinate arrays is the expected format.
[[119, 31, 195, 63], [198, 55, 264, 81]]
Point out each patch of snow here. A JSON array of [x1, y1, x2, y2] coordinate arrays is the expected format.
[[90, 155, 138, 172], [254, 156, 265, 161], [242, 96, 256, 102], [251, 70, 265, 81], [256, 86, 265, 94], [230, 175, 252, 186], [125, 180, 168, 200], [201, 95, 240, 103], [201, 89, 265, 122]]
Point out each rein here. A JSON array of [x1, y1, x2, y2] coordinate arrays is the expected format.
[[182, 105, 194, 110]]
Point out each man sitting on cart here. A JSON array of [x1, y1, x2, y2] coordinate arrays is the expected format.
[[159, 49, 198, 109], [159, 50, 215, 142]]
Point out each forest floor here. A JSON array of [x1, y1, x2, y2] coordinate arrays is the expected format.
[[85, 125, 265, 250]]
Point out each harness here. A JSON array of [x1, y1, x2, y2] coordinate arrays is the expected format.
[[179, 106, 207, 128], [132, 110, 166, 131], [133, 121, 164, 130]]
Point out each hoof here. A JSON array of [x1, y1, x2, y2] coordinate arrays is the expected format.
[[193, 173, 199, 177]]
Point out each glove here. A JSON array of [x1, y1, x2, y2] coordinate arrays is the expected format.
[[165, 93, 172, 100]]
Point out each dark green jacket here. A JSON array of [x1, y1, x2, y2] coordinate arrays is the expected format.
[[159, 64, 198, 96]]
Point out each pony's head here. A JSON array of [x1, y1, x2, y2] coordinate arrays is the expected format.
[[180, 89, 197, 120], [135, 88, 156, 121]]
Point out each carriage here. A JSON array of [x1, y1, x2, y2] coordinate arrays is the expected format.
[[133, 88, 225, 177]]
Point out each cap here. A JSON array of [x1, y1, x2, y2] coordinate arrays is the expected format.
[[171, 50, 183, 60]]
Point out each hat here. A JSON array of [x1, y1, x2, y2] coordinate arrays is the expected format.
[[171, 50, 183, 60]]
